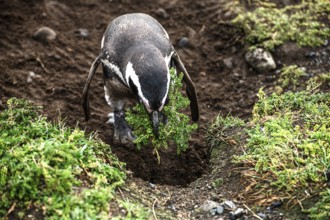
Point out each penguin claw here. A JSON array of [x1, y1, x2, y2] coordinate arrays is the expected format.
[[113, 110, 136, 144], [114, 129, 136, 144]]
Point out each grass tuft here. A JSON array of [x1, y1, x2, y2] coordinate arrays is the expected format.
[[232, 0, 330, 49], [0, 98, 128, 219], [236, 89, 330, 208]]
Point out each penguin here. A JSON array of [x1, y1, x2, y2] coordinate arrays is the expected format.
[[82, 13, 199, 144]]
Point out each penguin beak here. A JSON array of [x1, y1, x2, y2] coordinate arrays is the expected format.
[[151, 111, 159, 138]]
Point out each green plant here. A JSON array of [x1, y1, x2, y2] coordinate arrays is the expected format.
[[126, 68, 198, 160], [207, 114, 245, 150], [278, 65, 307, 89], [0, 98, 126, 219], [232, 0, 330, 49], [308, 189, 330, 219], [234, 89, 330, 212]]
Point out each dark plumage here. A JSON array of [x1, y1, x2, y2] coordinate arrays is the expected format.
[[82, 13, 199, 143]]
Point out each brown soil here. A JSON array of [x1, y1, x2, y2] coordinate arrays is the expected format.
[[1, 0, 328, 219]]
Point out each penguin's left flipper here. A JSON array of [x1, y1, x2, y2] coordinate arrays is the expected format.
[[172, 51, 199, 121]]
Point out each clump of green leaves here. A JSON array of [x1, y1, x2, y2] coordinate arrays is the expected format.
[[207, 114, 245, 150], [234, 89, 330, 210], [0, 98, 126, 219], [308, 189, 330, 219], [233, 0, 330, 49], [126, 68, 198, 158], [278, 65, 307, 89]]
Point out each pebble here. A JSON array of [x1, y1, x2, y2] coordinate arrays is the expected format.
[[155, 8, 169, 19], [27, 71, 40, 83], [270, 200, 283, 209], [210, 205, 224, 216], [178, 37, 189, 47], [33, 27, 57, 42], [258, 212, 267, 219], [223, 57, 234, 69], [229, 208, 245, 219], [200, 200, 220, 212], [223, 200, 237, 210], [216, 205, 224, 214], [245, 48, 276, 72], [75, 28, 89, 38]]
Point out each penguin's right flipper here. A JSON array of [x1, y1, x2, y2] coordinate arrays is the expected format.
[[81, 54, 102, 121], [172, 51, 199, 121]]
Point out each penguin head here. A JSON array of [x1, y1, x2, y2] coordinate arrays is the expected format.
[[125, 46, 170, 136]]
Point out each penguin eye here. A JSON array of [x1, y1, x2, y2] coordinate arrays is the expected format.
[[129, 78, 138, 96]]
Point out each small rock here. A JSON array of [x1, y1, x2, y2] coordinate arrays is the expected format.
[[201, 200, 221, 212], [223, 200, 237, 210], [155, 8, 169, 19], [149, 183, 156, 189], [216, 206, 224, 214], [210, 208, 217, 216], [27, 71, 40, 83], [223, 57, 234, 69], [245, 48, 276, 72], [257, 212, 267, 219], [270, 200, 283, 209], [168, 204, 177, 212], [33, 27, 57, 42], [178, 37, 189, 47], [75, 28, 89, 38], [229, 208, 245, 220], [305, 51, 317, 59]]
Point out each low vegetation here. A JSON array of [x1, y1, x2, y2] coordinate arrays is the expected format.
[[232, 0, 330, 49], [208, 81, 330, 218], [126, 68, 198, 161], [0, 98, 150, 219]]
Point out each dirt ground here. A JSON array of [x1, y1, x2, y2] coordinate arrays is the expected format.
[[1, 0, 328, 219]]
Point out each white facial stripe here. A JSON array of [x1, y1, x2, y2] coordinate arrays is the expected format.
[[125, 62, 150, 107], [101, 35, 105, 48], [100, 59, 126, 84]]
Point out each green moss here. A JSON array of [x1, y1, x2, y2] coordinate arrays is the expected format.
[[235, 90, 330, 214], [278, 65, 307, 89], [232, 0, 330, 49], [0, 98, 130, 219], [207, 114, 245, 150], [308, 189, 330, 219], [126, 68, 198, 160]]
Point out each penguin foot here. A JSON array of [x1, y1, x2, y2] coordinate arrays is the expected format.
[[113, 110, 136, 144], [159, 112, 168, 125]]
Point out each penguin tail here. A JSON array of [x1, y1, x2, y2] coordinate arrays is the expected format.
[[81, 54, 102, 121], [172, 51, 199, 121]]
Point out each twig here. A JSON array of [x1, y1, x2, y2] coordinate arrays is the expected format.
[[152, 198, 158, 220], [35, 56, 50, 74], [5, 202, 16, 216], [243, 204, 263, 220]]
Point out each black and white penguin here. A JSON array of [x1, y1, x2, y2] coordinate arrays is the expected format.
[[82, 13, 199, 144]]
